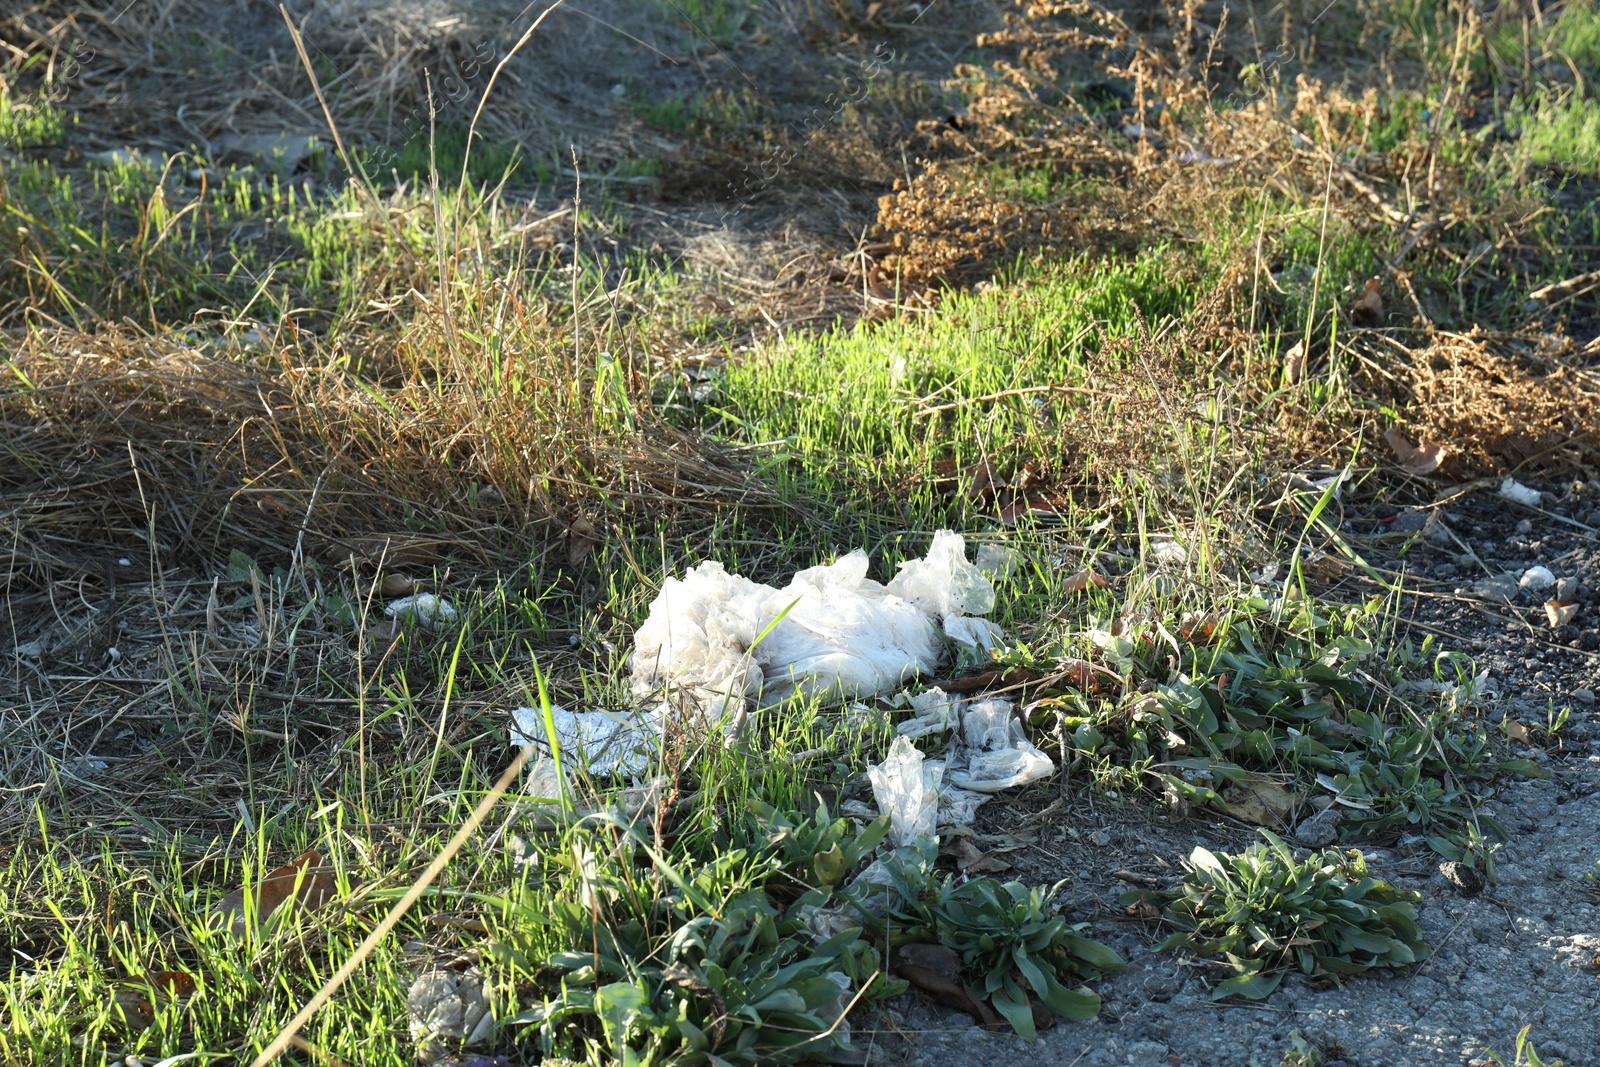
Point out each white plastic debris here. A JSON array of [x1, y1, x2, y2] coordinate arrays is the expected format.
[[894, 687, 963, 739], [407, 966, 493, 1064], [885, 531, 996, 618], [943, 615, 1005, 656], [868, 736, 942, 847], [883, 694, 1054, 832], [629, 531, 996, 725], [1149, 537, 1188, 565], [1519, 566, 1557, 591], [1499, 478, 1543, 507], [974, 542, 1021, 580], [944, 697, 1055, 793], [385, 593, 459, 629], [509, 704, 662, 777]]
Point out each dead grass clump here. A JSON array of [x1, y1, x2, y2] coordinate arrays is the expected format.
[[1393, 330, 1600, 477], [0, 325, 762, 587], [874, 165, 1030, 287]]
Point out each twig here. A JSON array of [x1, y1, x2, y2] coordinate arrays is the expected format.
[[248, 746, 532, 1067]]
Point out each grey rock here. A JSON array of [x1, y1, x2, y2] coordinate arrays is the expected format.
[[1439, 860, 1485, 896], [1575, 687, 1596, 705], [1294, 807, 1343, 847]]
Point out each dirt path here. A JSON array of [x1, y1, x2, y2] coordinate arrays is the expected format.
[[861, 495, 1600, 1067]]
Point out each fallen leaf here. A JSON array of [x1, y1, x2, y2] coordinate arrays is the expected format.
[[1351, 277, 1384, 326], [1063, 566, 1109, 593], [1544, 600, 1579, 627], [567, 514, 603, 568], [111, 971, 196, 1031], [890, 943, 1003, 1029], [1283, 340, 1307, 385], [945, 836, 1013, 874], [1382, 426, 1447, 475], [1218, 773, 1299, 827], [996, 494, 1068, 524], [380, 573, 416, 598], [212, 849, 337, 935], [1179, 610, 1221, 644], [1504, 719, 1536, 746]]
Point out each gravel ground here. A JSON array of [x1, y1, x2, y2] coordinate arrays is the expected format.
[[858, 484, 1600, 1067]]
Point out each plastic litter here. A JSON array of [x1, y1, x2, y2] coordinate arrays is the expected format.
[[629, 530, 997, 724], [386, 593, 459, 630], [974, 542, 1021, 580], [894, 687, 963, 739], [943, 615, 1006, 657], [944, 697, 1055, 793], [407, 966, 493, 1065], [868, 735, 942, 847], [879, 694, 1054, 834], [1499, 478, 1543, 507], [509, 704, 662, 777]]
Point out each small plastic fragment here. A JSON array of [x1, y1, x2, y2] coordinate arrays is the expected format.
[[1498, 478, 1543, 507], [868, 736, 942, 847], [509, 704, 662, 777], [1519, 566, 1556, 591], [385, 593, 459, 630], [945, 698, 1055, 793], [408, 967, 493, 1065], [894, 687, 962, 739]]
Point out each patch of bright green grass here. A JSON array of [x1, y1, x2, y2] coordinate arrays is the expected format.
[[0, 87, 67, 149], [652, 0, 759, 48], [706, 251, 1194, 509], [1511, 90, 1600, 176], [366, 125, 523, 188]]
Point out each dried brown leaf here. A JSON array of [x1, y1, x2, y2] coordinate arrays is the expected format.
[[1352, 277, 1385, 326], [1283, 340, 1307, 385], [1219, 773, 1298, 826], [380, 573, 416, 598], [567, 514, 603, 568], [1063, 566, 1108, 593], [1383, 426, 1448, 475], [212, 849, 338, 934], [1544, 600, 1579, 627]]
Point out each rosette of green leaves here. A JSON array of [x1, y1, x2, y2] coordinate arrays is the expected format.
[[844, 842, 1125, 1039], [1130, 831, 1430, 1000]]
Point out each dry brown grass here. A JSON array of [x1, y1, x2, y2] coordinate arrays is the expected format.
[[1386, 328, 1600, 477]]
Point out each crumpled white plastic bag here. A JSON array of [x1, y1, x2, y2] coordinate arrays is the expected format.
[[945, 697, 1055, 793], [867, 735, 943, 847], [509, 704, 662, 777], [407, 965, 493, 1064], [881, 694, 1055, 831], [629, 531, 998, 723], [893, 687, 963, 739]]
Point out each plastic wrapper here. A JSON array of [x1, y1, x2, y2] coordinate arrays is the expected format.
[[945, 697, 1055, 793], [408, 966, 493, 1064], [508, 704, 662, 777], [629, 531, 999, 723], [867, 736, 942, 847], [894, 687, 962, 739]]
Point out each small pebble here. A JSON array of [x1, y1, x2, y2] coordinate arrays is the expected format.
[[1576, 688, 1597, 705], [1090, 830, 1113, 847], [1516, 519, 1534, 533]]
